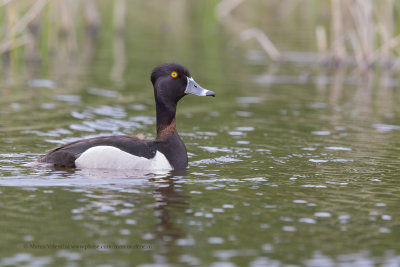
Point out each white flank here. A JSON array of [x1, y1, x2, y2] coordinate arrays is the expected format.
[[75, 146, 173, 170]]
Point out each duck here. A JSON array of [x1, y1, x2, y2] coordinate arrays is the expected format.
[[35, 62, 215, 170]]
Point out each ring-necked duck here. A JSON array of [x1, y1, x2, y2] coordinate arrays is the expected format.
[[35, 62, 215, 170]]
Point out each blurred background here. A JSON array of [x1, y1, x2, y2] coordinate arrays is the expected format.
[[2, 0, 400, 78], [2, 0, 400, 115]]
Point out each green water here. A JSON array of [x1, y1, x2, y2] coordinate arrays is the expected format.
[[1, 2, 400, 266]]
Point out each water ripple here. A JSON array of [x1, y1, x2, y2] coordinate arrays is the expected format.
[[88, 88, 121, 98]]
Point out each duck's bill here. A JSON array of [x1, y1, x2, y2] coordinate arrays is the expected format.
[[185, 77, 216, 97]]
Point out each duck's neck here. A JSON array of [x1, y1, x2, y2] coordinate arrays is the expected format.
[[154, 100, 188, 169], [156, 101, 178, 139]]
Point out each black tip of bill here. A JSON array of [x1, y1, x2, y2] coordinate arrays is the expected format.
[[206, 91, 216, 97]]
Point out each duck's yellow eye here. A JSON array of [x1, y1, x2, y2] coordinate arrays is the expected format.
[[171, 71, 178, 78]]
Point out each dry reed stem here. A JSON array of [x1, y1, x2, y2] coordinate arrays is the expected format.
[[240, 28, 281, 61], [10, 0, 46, 35], [0, 35, 28, 53], [1, 0, 12, 7], [85, 0, 100, 31], [216, 0, 244, 20], [331, 0, 346, 60], [372, 34, 400, 63], [113, 0, 126, 33], [316, 26, 327, 54]]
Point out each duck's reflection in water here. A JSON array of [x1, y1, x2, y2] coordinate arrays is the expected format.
[[76, 167, 189, 263], [151, 170, 189, 263]]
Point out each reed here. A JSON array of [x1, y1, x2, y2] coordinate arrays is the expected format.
[[223, 0, 400, 71], [0, 0, 131, 84], [0, 1, 105, 66], [319, 0, 400, 70]]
